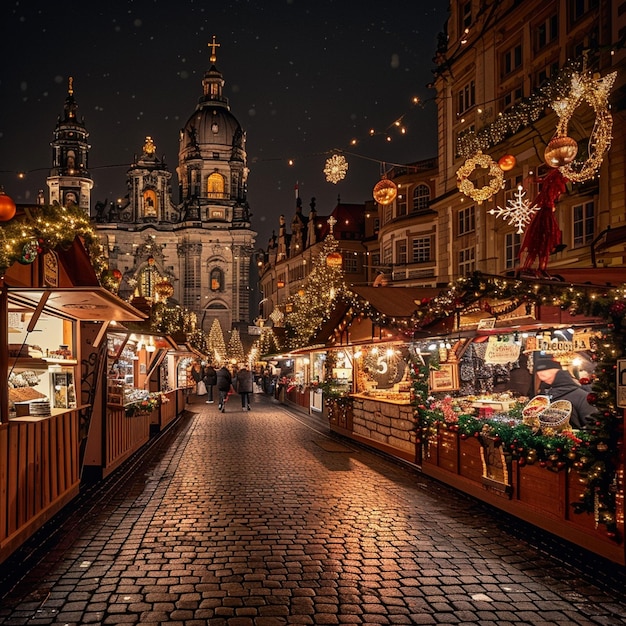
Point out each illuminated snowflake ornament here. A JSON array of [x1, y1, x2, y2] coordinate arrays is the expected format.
[[489, 186, 539, 234], [324, 154, 348, 184]]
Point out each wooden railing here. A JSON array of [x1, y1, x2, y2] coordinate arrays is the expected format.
[[104, 406, 151, 477], [0, 411, 80, 563]]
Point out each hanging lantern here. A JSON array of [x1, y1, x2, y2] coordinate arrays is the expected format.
[[326, 251, 343, 268], [544, 136, 578, 168], [373, 177, 397, 205], [277, 279, 285, 289], [0, 190, 16, 222], [498, 154, 517, 171], [155, 279, 174, 300], [147, 256, 155, 266]]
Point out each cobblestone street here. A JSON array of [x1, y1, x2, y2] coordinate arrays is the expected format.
[[1, 395, 625, 625]]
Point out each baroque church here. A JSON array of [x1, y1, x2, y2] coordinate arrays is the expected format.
[[46, 40, 256, 336]]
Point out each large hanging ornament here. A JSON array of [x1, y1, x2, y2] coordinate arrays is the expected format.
[[372, 177, 398, 205], [324, 154, 348, 184], [497, 154, 516, 172], [489, 186, 539, 234], [155, 279, 174, 300], [544, 135, 578, 168], [456, 151, 504, 204], [0, 190, 17, 222], [551, 71, 616, 182]]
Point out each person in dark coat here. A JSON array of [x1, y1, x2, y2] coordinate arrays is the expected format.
[[535, 356, 597, 429], [203, 364, 217, 404], [215, 365, 232, 412], [235, 364, 253, 410]]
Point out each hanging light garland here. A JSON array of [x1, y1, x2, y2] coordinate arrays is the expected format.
[[456, 151, 504, 204], [323, 154, 349, 184], [550, 71, 616, 182]]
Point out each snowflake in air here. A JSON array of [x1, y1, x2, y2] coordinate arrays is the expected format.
[[324, 154, 348, 184], [488, 186, 539, 234]]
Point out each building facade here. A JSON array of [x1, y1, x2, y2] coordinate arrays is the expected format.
[[430, 0, 625, 282]]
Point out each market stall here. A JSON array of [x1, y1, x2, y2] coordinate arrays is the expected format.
[[1, 241, 146, 564], [82, 328, 189, 479], [319, 275, 625, 564]]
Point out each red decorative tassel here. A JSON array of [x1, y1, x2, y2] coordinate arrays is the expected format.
[[519, 169, 568, 274]]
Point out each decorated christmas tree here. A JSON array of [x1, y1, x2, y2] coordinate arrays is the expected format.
[[227, 328, 245, 363], [285, 231, 350, 350], [208, 319, 227, 364], [257, 327, 281, 357]]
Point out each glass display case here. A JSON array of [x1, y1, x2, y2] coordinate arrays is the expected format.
[[7, 303, 78, 419]]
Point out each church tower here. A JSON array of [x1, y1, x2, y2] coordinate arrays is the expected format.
[[46, 77, 93, 211], [95, 39, 257, 338], [176, 36, 250, 226]]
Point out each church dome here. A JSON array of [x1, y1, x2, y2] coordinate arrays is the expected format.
[[180, 105, 243, 154]]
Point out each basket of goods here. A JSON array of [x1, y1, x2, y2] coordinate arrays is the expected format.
[[538, 400, 572, 433], [522, 395, 550, 428]]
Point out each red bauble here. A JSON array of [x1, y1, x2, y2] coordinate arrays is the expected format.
[[579, 377, 590, 385], [112, 269, 123, 281], [587, 393, 598, 404], [0, 191, 17, 222]]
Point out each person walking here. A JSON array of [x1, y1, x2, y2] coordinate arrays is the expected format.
[[190, 362, 204, 397], [203, 363, 217, 404], [235, 364, 253, 410], [216, 364, 232, 412]]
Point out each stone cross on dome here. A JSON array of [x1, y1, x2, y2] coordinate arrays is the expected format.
[[208, 35, 221, 63]]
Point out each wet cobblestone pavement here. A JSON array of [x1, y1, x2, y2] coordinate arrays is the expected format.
[[1, 395, 625, 625]]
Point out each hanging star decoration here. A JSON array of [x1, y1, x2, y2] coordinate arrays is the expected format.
[[552, 70, 616, 182], [324, 154, 349, 184], [489, 185, 539, 234]]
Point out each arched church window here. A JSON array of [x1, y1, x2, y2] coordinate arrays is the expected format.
[[143, 190, 157, 217], [207, 173, 225, 198], [210, 268, 224, 292], [66, 150, 76, 170]]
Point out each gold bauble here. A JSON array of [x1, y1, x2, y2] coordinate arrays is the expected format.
[[544, 136, 578, 168], [372, 178, 398, 205], [155, 279, 174, 300]]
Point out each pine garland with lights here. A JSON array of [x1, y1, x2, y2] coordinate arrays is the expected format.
[[0, 203, 107, 279]]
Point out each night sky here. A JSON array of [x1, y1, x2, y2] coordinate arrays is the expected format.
[[0, 0, 449, 248]]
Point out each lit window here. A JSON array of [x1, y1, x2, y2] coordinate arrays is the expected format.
[[210, 267, 224, 291], [207, 172, 225, 197]]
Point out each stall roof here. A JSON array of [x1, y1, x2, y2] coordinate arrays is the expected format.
[[7, 287, 147, 322], [548, 268, 626, 286], [351, 286, 442, 317]]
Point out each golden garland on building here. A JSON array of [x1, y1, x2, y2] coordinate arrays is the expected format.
[[552, 71, 617, 182], [456, 151, 504, 204]]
